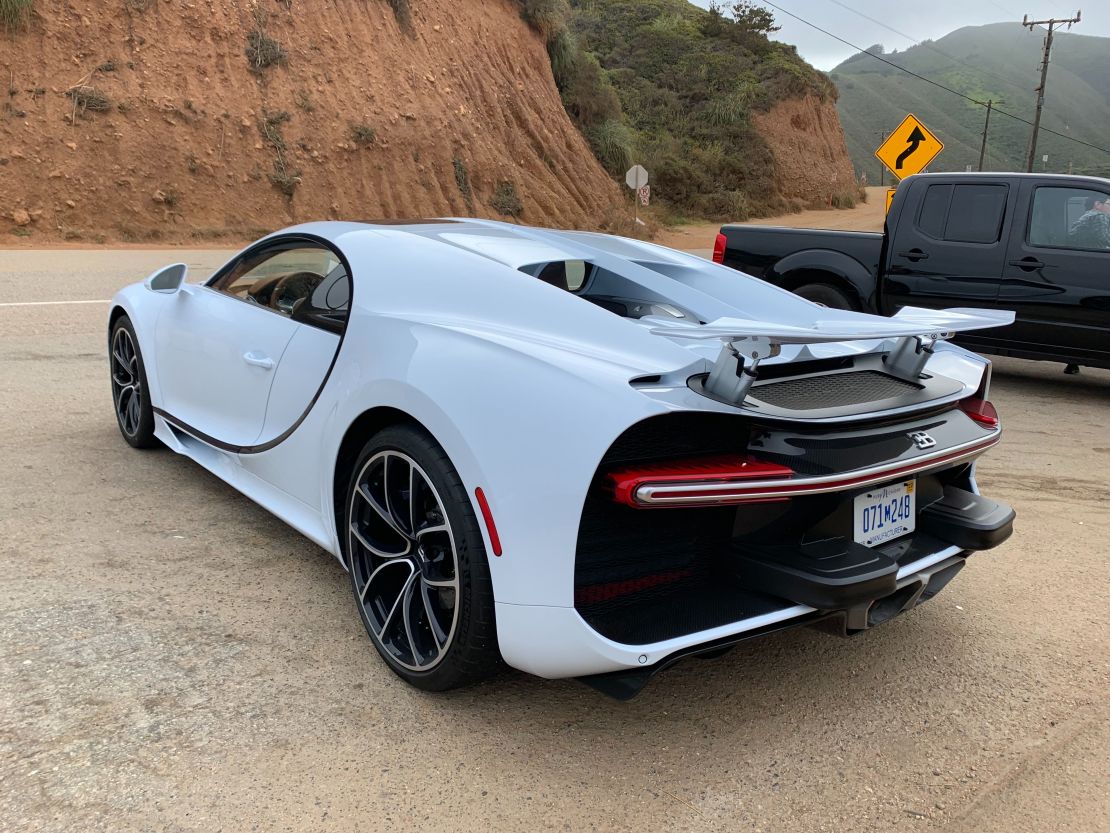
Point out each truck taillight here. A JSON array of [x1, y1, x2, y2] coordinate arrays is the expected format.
[[712, 232, 727, 264]]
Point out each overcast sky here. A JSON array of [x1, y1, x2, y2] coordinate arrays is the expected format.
[[688, 1, 1109, 70]]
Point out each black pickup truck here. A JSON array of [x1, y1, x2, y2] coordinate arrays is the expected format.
[[713, 173, 1110, 370]]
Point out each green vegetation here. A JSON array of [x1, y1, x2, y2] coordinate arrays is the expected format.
[[259, 109, 301, 198], [349, 123, 376, 146], [523, 0, 834, 220], [453, 157, 474, 212], [832, 24, 1110, 179], [385, 0, 411, 31], [0, 0, 33, 31], [491, 181, 523, 217], [246, 28, 286, 74]]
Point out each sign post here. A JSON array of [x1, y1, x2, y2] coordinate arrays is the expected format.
[[626, 165, 649, 225], [875, 114, 944, 180]]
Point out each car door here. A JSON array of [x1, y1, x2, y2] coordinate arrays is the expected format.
[[999, 182, 1110, 365], [885, 181, 1013, 321], [154, 238, 349, 449]]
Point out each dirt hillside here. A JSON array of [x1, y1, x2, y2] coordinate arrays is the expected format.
[[0, 0, 624, 243], [751, 93, 859, 208]]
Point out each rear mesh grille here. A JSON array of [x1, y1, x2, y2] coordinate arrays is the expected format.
[[751, 371, 920, 411]]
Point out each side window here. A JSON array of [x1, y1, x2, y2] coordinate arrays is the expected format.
[[212, 242, 350, 333], [917, 184, 952, 239], [1029, 186, 1110, 251], [945, 184, 1008, 244], [915, 183, 1008, 244]]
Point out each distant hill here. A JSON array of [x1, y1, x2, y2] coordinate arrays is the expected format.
[[831, 23, 1110, 181]]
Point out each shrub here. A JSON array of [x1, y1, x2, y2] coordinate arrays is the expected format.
[[246, 29, 286, 74], [831, 191, 856, 209], [259, 109, 300, 199], [547, 27, 577, 88], [386, 0, 411, 30], [349, 123, 376, 146], [453, 157, 474, 211], [517, 0, 568, 41], [586, 118, 634, 175], [0, 0, 33, 31], [67, 85, 111, 114], [491, 181, 523, 217]]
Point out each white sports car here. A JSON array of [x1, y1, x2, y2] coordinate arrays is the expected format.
[[109, 220, 1016, 698]]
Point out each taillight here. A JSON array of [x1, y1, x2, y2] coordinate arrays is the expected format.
[[607, 454, 795, 508], [959, 397, 999, 428], [712, 232, 727, 264]]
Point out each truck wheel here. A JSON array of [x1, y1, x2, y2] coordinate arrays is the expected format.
[[795, 284, 857, 311]]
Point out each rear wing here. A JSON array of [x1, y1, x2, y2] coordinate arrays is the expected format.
[[651, 306, 1015, 407]]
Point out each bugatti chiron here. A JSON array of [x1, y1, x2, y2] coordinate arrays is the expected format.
[[108, 220, 1016, 696]]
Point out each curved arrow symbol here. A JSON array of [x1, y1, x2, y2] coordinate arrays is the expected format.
[[896, 126, 926, 170]]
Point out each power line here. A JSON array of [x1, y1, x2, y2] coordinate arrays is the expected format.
[[822, 0, 1030, 98], [758, 0, 1110, 158]]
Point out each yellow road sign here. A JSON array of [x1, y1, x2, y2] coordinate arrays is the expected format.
[[875, 114, 944, 179], [885, 188, 897, 214]]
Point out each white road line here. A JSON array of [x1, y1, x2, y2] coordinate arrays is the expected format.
[[0, 299, 111, 307]]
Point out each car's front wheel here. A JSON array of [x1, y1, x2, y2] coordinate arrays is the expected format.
[[344, 425, 501, 690], [109, 315, 158, 449]]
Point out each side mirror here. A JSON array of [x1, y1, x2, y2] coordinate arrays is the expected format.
[[145, 263, 188, 294]]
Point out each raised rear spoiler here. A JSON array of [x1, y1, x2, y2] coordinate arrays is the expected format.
[[651, 307, 1015, 407]]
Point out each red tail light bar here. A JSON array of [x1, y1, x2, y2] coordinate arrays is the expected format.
[[712, 232, 727, 264], [608, 433, 1001, 508]]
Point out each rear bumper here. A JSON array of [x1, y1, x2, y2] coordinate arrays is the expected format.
[[495, 487, 1013, 692]]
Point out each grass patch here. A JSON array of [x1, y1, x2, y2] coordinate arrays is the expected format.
[[12, 226, 32, 237], [349, 123, 376, 147], [246, 29, 286, 74], [453, 157, 474, 212], [491, 181, 523, 218], [831, 191, 856, 209], [67, 85, 111, 115], [0, 0, 33, 31], [586, 118, 634, 175]]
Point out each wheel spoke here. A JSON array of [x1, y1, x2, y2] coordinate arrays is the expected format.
[[420, 579, 448, 650], [362, 561, 415, 633], [355, 483, 410, 544], [415, 523, 448, 538], [400, 575, 423, 665], [350, 522, 409, 560]]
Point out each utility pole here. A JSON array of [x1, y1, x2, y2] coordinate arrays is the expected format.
[[978, 99, 993, 171], [1022, 10, 1081, 172]]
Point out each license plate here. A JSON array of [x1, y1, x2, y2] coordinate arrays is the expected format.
[[853, 480, 916, 547]]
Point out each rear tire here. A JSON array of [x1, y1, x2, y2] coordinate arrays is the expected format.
[[109, 316, 158, 449], [344, 425, 501, 691], [794, 283, 857, 311]]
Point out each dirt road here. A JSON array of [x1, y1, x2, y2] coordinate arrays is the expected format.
[[1, 246, 1107, 833], [655, 186, 890, 254]]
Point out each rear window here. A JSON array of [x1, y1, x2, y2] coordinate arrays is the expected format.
[[915, 183, 1008, 244], [520, 260, 593, 292]]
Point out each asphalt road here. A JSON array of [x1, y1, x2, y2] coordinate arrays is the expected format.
[[1, 249, 1108, 833]]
